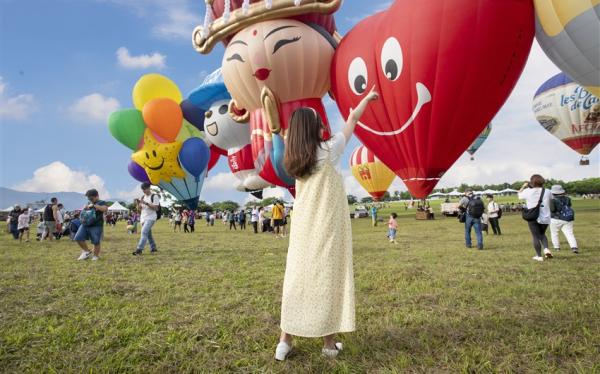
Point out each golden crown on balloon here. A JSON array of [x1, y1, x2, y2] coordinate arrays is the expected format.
[[193, 0, 342, 54]]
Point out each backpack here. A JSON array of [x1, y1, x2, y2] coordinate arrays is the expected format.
[[522, 188, 545, 222], [491, 202, 502, 219], [152, 194, 162, 220], [467, 197, 485, 218], [80, 208, 99, 227], [555, 196, 574, 222]]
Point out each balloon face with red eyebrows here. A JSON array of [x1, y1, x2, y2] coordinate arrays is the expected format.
[[331, 0, 534, 198], [222, 19, 334, 111]]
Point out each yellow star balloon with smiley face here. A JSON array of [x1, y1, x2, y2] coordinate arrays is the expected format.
[[131, 129, 185, 185]]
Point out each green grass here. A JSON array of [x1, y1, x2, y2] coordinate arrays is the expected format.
[[1, 199, 599, 373]]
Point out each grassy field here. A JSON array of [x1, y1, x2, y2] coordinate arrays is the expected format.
[[1, 199, 599, 373]]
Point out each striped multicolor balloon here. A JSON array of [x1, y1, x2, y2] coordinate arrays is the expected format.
[[349, 145, 396, 201]]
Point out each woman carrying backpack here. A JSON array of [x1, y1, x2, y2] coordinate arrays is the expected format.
[[518, 175, 554, 262], [549, 185, 578, 254]]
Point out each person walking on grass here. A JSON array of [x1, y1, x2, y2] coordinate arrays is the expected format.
[[519, 174, 554, 262], [459, 190, 484, 250], [75, 189, 108, 261], [549, 184, 578, 254], [42, 197, 59, 241], [251, 206, 259, 234], [387, 213, 398, 244], [173, 209, 182, 232], [228, 211, 237, 230], [275, 87, 378, 361], [281, 206, 288, 238], [133, 182, 160, 256], [187, 211, 195, 233], [183, 210, 190, 233], [486, 194, 502, 235], [271, 201, 284, 237], [8, 205, 22, 240], [370, 205, 378, 227], [17, 207, 30, 242], [238, 209, 246, 230]]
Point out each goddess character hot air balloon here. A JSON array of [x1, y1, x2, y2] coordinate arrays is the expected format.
[[350, 145, 396, 201], [466, 124, 492, 161], [533, 72, 600, 165], [331, 0, 534, 199], [534, 0, 600, 97], [188, 71, 272, 192], [108, 74, 211, 210], [192, 0, 341, 193]]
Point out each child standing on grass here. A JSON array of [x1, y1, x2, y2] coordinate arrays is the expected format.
[[275, 87, 378, 361], [388, 213, 398, 244]]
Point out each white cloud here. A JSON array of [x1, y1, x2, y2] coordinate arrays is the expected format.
[[13, 161, 110, 198], [69, 93, 120, 123], [0, 77, 35, 121], [116, 47, 166, 69], [102, 0, 201, 40], [203, 172, 238, 191], [116, 185, 143, 201]]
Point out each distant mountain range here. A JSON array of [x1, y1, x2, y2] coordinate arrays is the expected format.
[[0, 187, 90, 211]]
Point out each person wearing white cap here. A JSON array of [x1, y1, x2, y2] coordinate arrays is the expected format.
[[549, 185, 578, 254]]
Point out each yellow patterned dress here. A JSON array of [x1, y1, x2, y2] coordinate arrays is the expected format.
[[280, 133, 355, 337]]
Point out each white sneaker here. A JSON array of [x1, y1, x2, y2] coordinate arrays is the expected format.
[[322, 342, 343, 358], [532, 256, 544, 262], [91, 256, 100, 261], [274, 341, 292, 361], [543, 248, 553, 259], [77, 251, 91, 260]]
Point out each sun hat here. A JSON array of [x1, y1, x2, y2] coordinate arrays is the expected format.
[[551, 185, 566, 195]]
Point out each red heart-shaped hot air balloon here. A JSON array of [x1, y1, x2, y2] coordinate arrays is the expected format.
[[331, 0, 534, 198]]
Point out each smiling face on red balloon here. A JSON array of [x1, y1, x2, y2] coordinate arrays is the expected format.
[[331, 0, 534, 198]]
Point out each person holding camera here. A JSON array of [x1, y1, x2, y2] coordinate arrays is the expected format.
[[518, 175, 553, 262], [132, 182, 160, 256]]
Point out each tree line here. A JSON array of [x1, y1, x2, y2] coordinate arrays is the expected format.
[[347, 177, 600, 204]]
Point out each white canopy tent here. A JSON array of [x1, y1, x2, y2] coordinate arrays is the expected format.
[[500, 188, 518, 194], [429, 192, 447, 198], [107, 201, 129, 213], [482, 189, 499, 195], [36, 207, 45, 213], [447, 190, 464, 197]]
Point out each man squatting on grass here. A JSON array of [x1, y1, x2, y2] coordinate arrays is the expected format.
[[75, 189, 108, 261]]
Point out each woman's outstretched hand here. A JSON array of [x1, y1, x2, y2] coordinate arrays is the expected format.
[[343, 86, 379, 142], [364, 85, 379, 103]]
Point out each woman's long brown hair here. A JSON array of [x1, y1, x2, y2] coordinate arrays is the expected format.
[[284, 108, 324, 179]]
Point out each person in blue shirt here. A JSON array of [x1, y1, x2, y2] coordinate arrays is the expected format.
[[370, 205, 378, 227]]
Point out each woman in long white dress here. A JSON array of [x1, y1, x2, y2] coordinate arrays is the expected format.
[[275, 87, 378, 360]]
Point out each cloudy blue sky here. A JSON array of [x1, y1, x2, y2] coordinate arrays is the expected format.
[[0, 0, 598, 204]]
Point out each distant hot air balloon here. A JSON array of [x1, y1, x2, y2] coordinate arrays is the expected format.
[[466, 124, 492, 161], [331, 0, 534, 199], [534, 0, 600, 97], [533, 72, 600, 165], [350, 145, 396, 201]]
